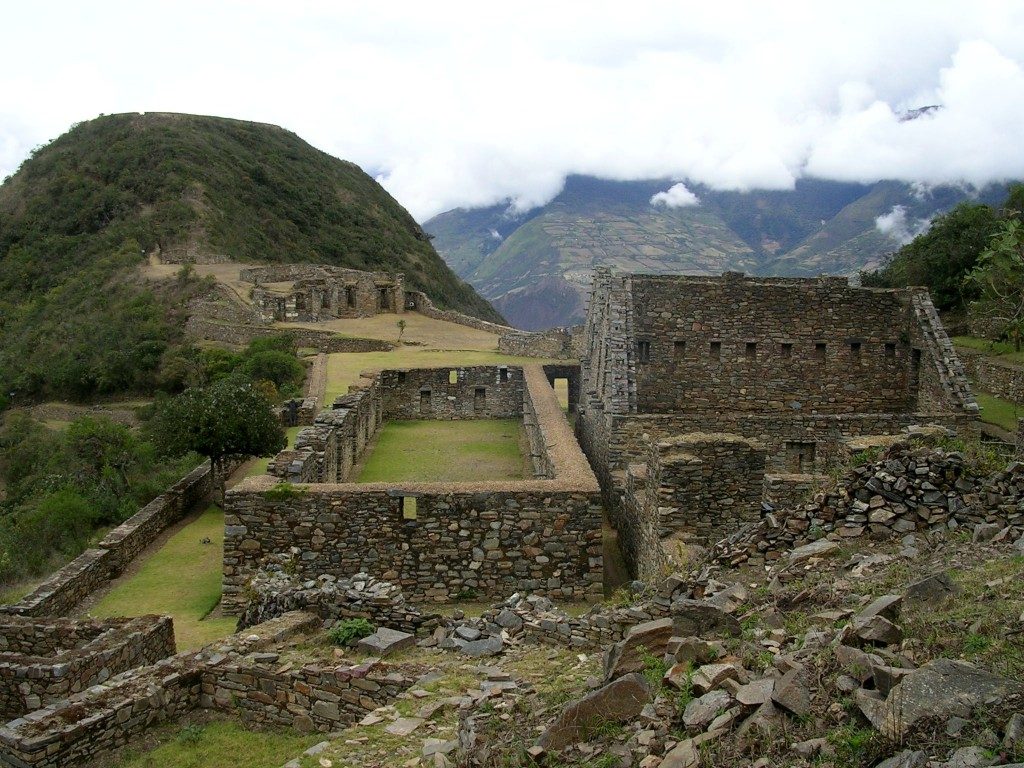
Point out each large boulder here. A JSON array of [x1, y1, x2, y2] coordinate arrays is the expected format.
[[537, 673, 652, 751], [604, 618, 676, 680], [878, 659, 1024, 738]]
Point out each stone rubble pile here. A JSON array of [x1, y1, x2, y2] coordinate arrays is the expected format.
[[716, 443, 1024, 567], [236, 555, 438, 635]]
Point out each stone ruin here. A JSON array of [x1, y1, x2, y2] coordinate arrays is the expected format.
[[576, 268, 980, 580], [223, 363, 604, 611], [241, 264, 406, 322]]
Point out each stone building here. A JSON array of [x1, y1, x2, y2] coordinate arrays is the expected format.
[[577, 268, 979, 578], [223, 364, 603, 609], [241, 264, 405, 322]]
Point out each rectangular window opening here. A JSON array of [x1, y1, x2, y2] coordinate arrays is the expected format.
[[474, 387, 486, 412], [710, 341, 721, 360], [448, 369, 458, 384], [780, 342, 793, 358], [401, 496, 417, 520], [637, 340, 651, 364], [885, 342, 896, 359], [745, 342, 757, 360], [499, 367, 509, 383], [397, 371, 406, 383], [813, 342, 827, 361], [850, 341, 862, 357], [673, 340, 686, 358], [345, 286, 355, 308], [785, 441, 817, 473], [419, 389, 431, 414]]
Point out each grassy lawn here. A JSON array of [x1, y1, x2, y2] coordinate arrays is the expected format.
[[87, 506, 236, 651], [975, 391, 1022, 432], [953, 335, 1024, 364], [244, 425, 303, 477], [324, 349, 563, 406], [357, 419, 528, 483], [103, 719, 318, 768]]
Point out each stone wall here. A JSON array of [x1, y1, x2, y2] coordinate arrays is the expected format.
[[763, 473, 822, 510], [185, 316, 394, 353], [0, 616, 174, 718], [959, 348, 1024, 404], [241, 264, 405, 321], [380, 366, 524, 420], [0, 610, 354, 765], [497, 328, 575, 359], [0, 459, 239, 618], [405, 290, 511, 334], [225, 365, 602, 610]]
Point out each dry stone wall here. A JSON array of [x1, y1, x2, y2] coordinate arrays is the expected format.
[[959, 348, 1024, 405], [380, 366, 524, 420], [0, 616, 174, 718], [185, 316, 393, 353], [227, 365, 602, 609], [242, 264, 405, 321], [497, 328, 576, 359]]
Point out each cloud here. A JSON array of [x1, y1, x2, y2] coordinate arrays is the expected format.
[[1, 3, 1024, 220], [875, 205, 932, 245], [489, 229, 503, 241], [650, 182, 700, 208]]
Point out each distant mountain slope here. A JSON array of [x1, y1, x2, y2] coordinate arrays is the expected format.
[[427, 175, 1011, 329], [0, 112, 501, 401]]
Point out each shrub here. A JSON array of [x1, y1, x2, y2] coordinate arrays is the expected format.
[[327, 618, 375, 647]]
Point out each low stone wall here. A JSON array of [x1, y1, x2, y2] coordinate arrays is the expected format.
[[0, 616, 174, 718], [0, 612, 321, 768], [0, 459, 239, 618], [185, 317, 393, 353], [716, 439, 1024, 567], [204, 657, 413, 733], [763, 473, 822, 510], [497, 328, 575, 359], [959, 348, 1024, 404], [405, 290, 512, 335]]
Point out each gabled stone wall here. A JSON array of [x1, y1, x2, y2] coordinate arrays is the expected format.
[[241, 264, 405, 321]]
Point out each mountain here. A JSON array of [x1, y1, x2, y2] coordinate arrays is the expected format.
[[0, 112, 501, 402], [426, 175, 1011, 329]]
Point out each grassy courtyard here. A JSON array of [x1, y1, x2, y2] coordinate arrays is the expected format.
[[86, 506, 237, 651], [357, 419, 529, 483], [975, 391, 1021, 432]]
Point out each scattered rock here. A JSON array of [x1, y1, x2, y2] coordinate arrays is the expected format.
[[851, 615, 903, 646], [691, 663, 739, 694], [682, 689, 733, 732], [876, 750, 927, 768], [670, 600, 742, 638], [386, 717, 425, 737], [537, 673, 652, 752], [357, 627, 416, 656], [972, 523, 1002, 543], [462, 637, 504, 657], [604, 618, 675, 680], [735, 678, 775, 706], [771, 666, 810, 717], [788, 539, 839, 565], [904, 572, 959, 607]]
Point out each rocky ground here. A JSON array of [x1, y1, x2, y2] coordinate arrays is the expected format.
[[255, 526, 1022, 768]]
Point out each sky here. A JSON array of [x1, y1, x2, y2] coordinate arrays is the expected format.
[[3, 1, 1024, 222]]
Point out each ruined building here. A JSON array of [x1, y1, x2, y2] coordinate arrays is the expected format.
[[242, 264, 405, 322], [576, 268, 978, 579]]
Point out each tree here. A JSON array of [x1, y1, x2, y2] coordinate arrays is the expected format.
[[965, 216, 1024, 350], [148, 376, 285, 499], [396, 318, 407, 342]]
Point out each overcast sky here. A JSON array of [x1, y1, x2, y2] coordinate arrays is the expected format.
[[3, 1, 1024, 221]]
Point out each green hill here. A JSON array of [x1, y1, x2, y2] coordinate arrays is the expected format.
[[0, 112, 501, 402]]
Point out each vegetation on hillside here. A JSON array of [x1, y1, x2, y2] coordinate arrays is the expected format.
[[862, 185, 1024, 311], [0, 111, 500, 404], [0, 415, 198, 584]]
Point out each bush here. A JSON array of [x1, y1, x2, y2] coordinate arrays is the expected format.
[[240, 350, 305, 390], [327, 618, 375, 647]]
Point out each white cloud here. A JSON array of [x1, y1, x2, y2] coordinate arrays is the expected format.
[[1, 2, 1024, 220], [650, 183, 700, 208], [489, 229, 503, 241], [875, 205, 932, 245]]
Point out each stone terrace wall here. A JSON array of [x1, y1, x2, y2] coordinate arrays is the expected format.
[[0, 616, 174, 718], [405, 290, 512, 334], [225, 365, 602, 610], [380, 366, 524, 420], [0, 460, 239, 618], [185, 316, 393, 353], [497, 328, 575, 359], [959, 348, 1024, 404]]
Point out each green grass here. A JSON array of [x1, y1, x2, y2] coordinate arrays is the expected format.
[[244, 425, 303, 477], [975, 391, 1021, 431], [104, 719, 318, 768], [953, 335, 1024, 364], [87, 506, 236, 651], [323, 349, 562, 406], [357, 419, 528, 483]]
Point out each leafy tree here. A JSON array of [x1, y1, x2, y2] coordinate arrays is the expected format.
[[396, 318, 407, 342], [965, 217, 1024, 350], [240, 349, 305, 390], [148, 376, 285, 497]]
